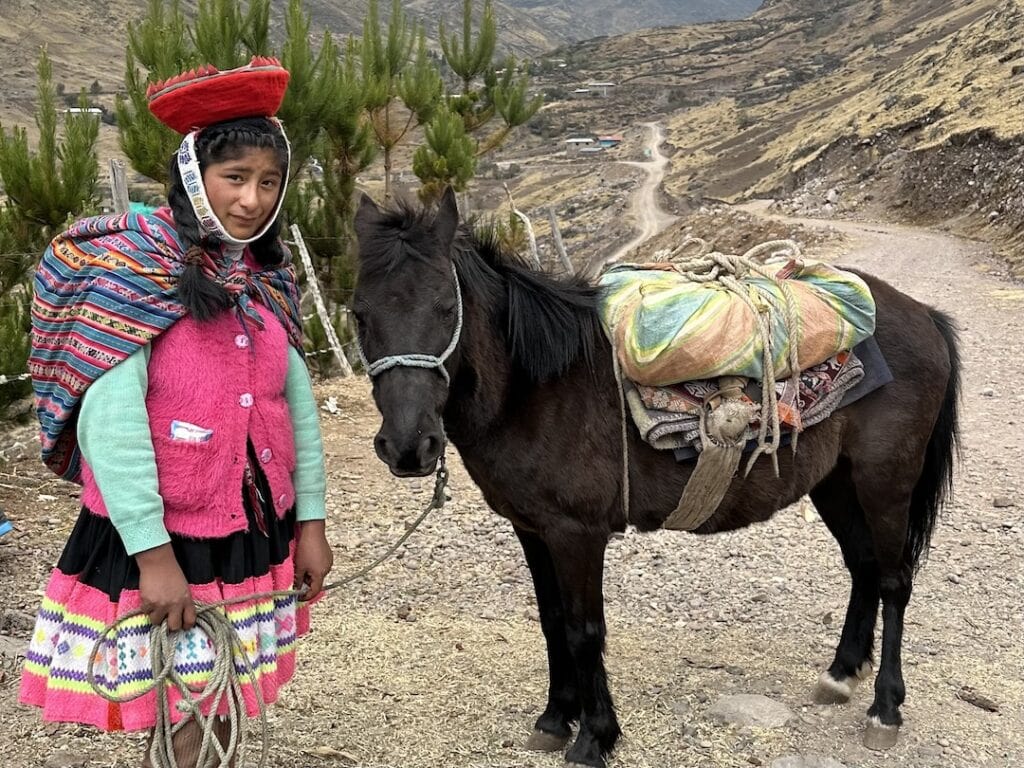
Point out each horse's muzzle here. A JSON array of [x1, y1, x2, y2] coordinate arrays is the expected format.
[[374, 428, 444, 477]]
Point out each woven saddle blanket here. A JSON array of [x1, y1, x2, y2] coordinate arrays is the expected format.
[[621, 336, 893, 459], [599, 257, 877, 385], [626, 348, 864, 454]]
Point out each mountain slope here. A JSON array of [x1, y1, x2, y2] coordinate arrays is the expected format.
[[500, 0, 762, 40], [528, 0, 1021, 198], [0, 0, 764, 132], [501, 0, 1023, 272]]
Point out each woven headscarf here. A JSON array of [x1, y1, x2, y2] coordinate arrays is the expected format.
[[148, 57, 292, 246], [30, 207, 302, 482]]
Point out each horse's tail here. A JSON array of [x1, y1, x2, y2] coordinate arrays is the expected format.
[[907, 309, 962, 568]]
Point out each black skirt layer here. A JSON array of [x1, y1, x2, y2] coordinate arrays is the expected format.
[[57, 444, 295, 602]]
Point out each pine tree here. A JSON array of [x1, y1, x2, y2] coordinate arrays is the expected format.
[[192, 0, 271, 67], [115, 0, 194, 184], [361, 0, 442, 201], [0, 49, 100, 414], [116, 0, 307, 184], [414, 0, 542, 202], [476, 60, 544, 155], [117, 0, 373, 373], [279, 0, 339, 175], [0, 49, 99, 238], [412, 107, 476, 203], [286, 35, 376, 320], [440, 0, 496, 99]]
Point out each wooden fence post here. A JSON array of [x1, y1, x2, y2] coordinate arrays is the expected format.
[[503, 183, 540, 269], [289, 224, 354, 377], [547, 205, 574, 275], [109, 159, 130, 213]]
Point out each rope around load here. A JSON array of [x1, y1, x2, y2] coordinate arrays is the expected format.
[[87, 456, 451, 768], [654, 237, 803, 476]]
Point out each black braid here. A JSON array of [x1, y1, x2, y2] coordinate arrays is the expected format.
[[165, 117, 290, 319], [166, 165, 232, 321]]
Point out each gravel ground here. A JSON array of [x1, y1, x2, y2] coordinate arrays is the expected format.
[[1, 211, 1022, 768]]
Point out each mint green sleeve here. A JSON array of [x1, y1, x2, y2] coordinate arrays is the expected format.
[[76, 346, 170, 556], [285, 346, 327, 522]]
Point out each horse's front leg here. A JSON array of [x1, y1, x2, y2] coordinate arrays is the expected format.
[[545, 523, 621, 768], [515, 526, 580, 751]]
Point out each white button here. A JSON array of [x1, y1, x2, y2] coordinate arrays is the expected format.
[[260, 448, 273, 463], [234, 334, 249, 349], [277, 494, 287, 506], [239, 393, 254, 407]]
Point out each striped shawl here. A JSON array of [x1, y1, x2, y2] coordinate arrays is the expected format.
[[30, 208, 302, 482]]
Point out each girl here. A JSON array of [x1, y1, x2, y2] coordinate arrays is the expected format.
[[21, 58, 333, 767]]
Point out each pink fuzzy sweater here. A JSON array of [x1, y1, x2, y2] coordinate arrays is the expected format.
[[79, 302, 296, 538]]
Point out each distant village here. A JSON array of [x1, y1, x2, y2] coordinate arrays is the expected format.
[[560, 78, 623, 158]]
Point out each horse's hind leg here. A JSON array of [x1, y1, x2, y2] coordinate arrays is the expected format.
[[515, 527, 579, 752], [850, 462, 919, 751], [544, 524, 621, 768], [810, 465, 879, 705]]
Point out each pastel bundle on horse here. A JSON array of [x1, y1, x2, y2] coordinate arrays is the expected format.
[[352, 189, 961, 768]]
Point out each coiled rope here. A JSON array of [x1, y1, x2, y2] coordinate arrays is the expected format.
[[87, 456, 450, 768]]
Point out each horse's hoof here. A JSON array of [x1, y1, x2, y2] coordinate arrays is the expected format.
[[863, 717, 899, 750], [525, 729, 570, 752], [813, 671, 854, 704]]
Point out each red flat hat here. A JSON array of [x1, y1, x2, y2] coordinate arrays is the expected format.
[[147, 56, 290, 135]]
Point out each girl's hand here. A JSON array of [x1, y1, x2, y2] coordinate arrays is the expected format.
[[294, 520, 334, 601], [136, 544, 196, 631]]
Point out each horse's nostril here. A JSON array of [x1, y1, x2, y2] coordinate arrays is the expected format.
[[419, 433, 442, 462], [374, 433, 389, 460]]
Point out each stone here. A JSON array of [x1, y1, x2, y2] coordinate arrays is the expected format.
[[43, 752, 87, 768], [1, 610, 36, 636], [771, 757, 848, 768], [708, 694, 794, 728], [0, 633, 26, 658]]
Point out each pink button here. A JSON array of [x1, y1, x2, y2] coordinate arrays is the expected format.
[[239, 393, 254, 407], [235, 334, 249, 349], [260, 448, 273, 463], [277, 494, 287, 507]]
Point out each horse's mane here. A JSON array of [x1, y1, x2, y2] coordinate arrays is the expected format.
[[455, 225, 602, 384], [361, 199, 602, 383]]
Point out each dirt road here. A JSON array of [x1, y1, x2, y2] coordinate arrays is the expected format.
[[594, 122, 678, 270], [1, 207, 1022, 768]]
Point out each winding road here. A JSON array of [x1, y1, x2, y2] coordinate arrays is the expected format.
[[589, 121, 678, 274]]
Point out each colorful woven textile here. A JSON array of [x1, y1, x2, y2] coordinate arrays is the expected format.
[[599, 258, 876, 386], [18, 486, 311, 733], [30, 208, 302, 483], [626, 349, 865, 452]]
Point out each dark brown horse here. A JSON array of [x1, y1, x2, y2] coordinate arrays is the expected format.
[[352, 189, 961, 768]]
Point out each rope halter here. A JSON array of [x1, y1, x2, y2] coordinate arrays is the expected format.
[[356, 263, 464, 386]]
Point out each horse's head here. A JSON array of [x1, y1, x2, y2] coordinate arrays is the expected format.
[[352, 188, 462, 477]]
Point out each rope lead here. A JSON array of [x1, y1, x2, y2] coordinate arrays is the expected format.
[[87, 455, 451, 767]]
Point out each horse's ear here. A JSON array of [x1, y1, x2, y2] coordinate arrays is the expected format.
[[433, 186, 460, 250], [354, 193, 381, 238]]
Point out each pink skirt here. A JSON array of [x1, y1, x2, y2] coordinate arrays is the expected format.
[[19, 471, 312, 732]]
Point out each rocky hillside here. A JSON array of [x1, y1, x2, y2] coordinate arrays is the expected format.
[[511, 0, 1024, 274], [0, 0, 762, 130], [500, 0, 761, 40]]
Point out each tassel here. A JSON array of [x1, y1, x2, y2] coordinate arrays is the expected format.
[[244, 463, 270, 538]]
